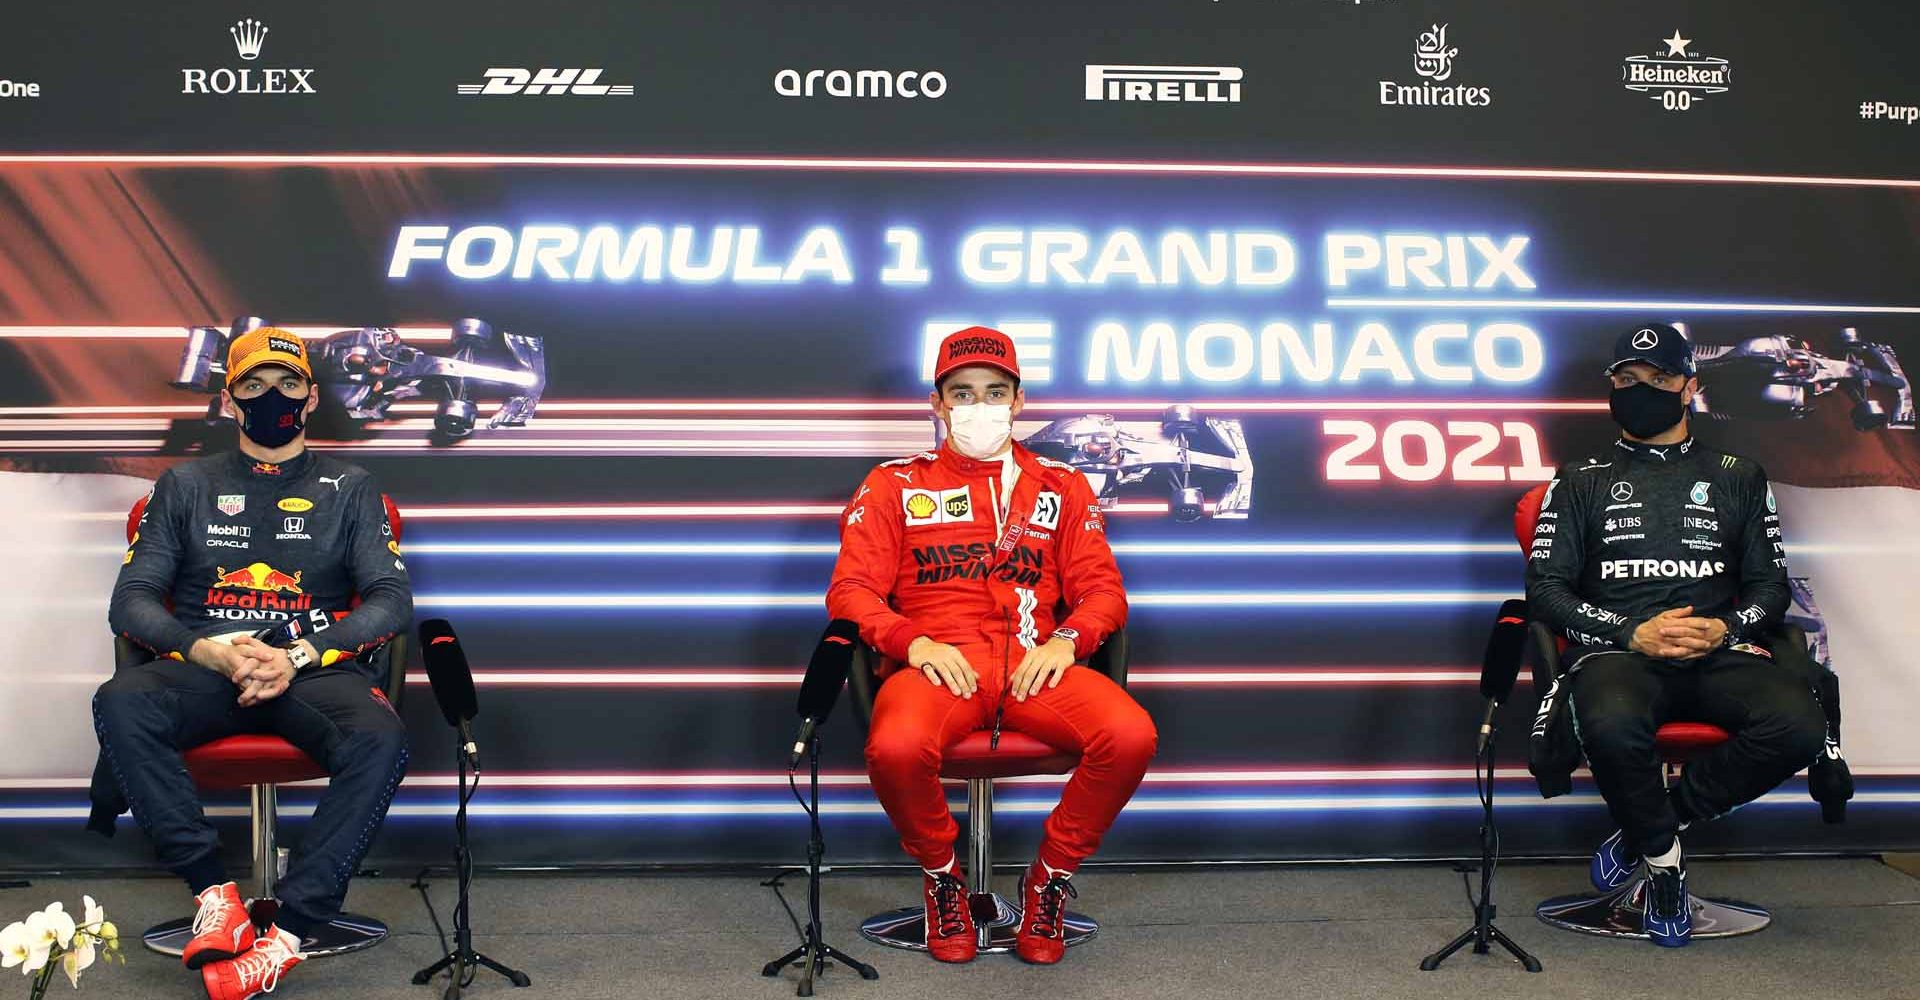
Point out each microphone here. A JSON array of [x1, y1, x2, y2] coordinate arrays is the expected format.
[[250, 609, 336, 648], [790, 619, 861, 770], [1477, 600, 1530, 755], [419, 618, 482, 771]]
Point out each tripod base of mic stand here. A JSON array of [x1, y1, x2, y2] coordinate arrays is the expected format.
[[1420, 904, 1542, 973], [413, 948, 531, 999], [762, 941, 880, 997]]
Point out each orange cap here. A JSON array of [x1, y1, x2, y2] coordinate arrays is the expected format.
[[225, 327, 314, 387]]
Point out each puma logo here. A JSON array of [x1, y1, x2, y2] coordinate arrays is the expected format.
[[318, 475, 348, 492]]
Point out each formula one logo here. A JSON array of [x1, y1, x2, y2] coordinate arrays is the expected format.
[[1623, 31, 1730, 112], [457, 68, 636, 97], [213, 562, 303, 593], [216, 494, 246, 516], [1030, 491, 1062, 530], [0, 78, 42, 98], [182, 19, 316, 95], [1084, 65, 1242, 103], [1381, 24, 1491, 107]]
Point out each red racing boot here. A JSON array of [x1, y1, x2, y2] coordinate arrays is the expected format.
[[181, 883, 255, 970], [201, 924, 303, 1000], [923, 868, 977, 963], [1015, 861, 1078, 965]]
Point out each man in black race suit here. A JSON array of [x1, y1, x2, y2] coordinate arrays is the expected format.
[[1525, 322, 1826, 947]]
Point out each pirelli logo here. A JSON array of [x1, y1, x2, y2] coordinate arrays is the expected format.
[[1084, 65, 1242, 103]]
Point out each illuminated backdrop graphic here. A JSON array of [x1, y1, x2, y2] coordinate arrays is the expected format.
[[0, 0, 1915, 870]]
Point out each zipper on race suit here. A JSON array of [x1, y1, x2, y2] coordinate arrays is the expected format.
[[992, 609, 1009, 751]]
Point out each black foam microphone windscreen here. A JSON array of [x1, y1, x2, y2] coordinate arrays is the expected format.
[[419, 618, 479, 727], [1480, 599, 1530, 703], [796, 619, 861, 723]]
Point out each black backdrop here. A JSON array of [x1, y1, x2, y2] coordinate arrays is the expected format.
[[0, 0, 1915, 871]]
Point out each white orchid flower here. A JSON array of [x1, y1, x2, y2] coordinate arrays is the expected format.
[[34, 903, 77, 949], [81, 897, 105, 931], [22, 912, 61, 972], [0, 921, 33, 970], [62, 938, 95, 988]]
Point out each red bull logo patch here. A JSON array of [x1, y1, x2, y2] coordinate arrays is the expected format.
[[213, 562, 305, 593], [205, 561, 314, 619]]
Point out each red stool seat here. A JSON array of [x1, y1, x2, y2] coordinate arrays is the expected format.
[[1654, 722, 1730, 761], [183, 736, 326, 791], [939, 731, 1078, 780]]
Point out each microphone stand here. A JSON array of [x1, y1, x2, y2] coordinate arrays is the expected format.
[[412, 734, 531, 998], [762, 734, 878, 996], [1420, 703, 1542, 973]]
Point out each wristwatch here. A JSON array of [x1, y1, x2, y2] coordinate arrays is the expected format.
[[287, 644, 315, 671]]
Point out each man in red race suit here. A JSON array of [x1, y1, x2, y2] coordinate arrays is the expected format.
[[827, 327, 1157, 965]]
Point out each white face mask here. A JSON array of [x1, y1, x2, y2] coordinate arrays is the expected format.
[[945, 402, 1013, 460]]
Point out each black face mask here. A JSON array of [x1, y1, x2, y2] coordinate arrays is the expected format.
[[1609, 381, 1687, 439], [232, 389, 309, 448]]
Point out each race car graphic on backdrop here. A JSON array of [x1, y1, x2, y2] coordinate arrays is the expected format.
[[172, 316, 548, 444], [1787, 576, 1832, 670], [1693, 328, 1914, 432], [992, 406, 1254, 521]]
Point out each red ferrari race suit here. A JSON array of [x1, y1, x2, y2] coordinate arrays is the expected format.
[[827, 442, 1157, 872]]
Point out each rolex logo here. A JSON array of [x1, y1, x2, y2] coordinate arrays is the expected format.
[[184, 17, 314, 95], [229, 18, 268, 60]]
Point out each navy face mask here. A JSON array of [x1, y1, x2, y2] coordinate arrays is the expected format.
[[232, 388, 309, 448], [1609, 381, 1686, 439]]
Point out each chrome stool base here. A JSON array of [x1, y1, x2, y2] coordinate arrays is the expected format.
[[1537, 876, 1771, 940], [144, 909, 389, 959], [860, 892, 1098, 954]]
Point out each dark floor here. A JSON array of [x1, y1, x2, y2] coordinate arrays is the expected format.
[[4, 858, 1917, 1000]]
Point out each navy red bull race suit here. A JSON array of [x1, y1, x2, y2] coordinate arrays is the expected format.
[[91, 450, 411, 939]]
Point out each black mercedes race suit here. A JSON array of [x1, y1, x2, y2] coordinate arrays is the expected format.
[[93, 449, 412, 938], [1526, 435, 1825, 858]]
